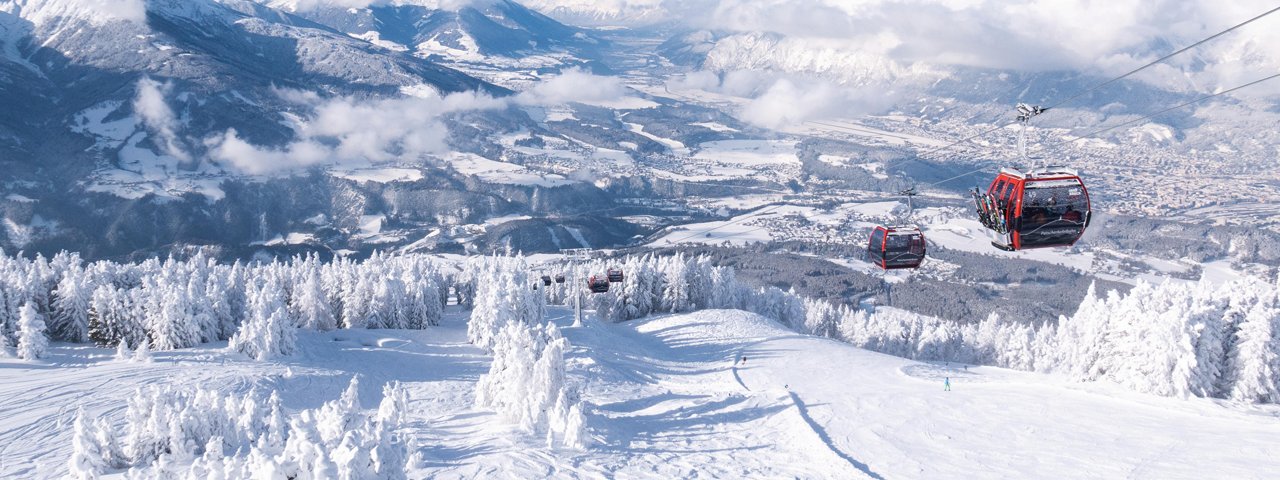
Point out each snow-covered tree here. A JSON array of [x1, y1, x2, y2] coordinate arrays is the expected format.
[[92, 378, 409, 478], [293, 267, 337, 331], [341, 274, 373, 329], [87, 286, 146, 348], [114, 341, 131, 361], [52, 269, 92, 342], [0, 329, 12, 358], [1227, 292, 1279, 403], [229, 279, 296, 361], [660, 254, 692, 313], [68, 408, 105, 480], [133, 339, 152, 363], [475, 320, 586, 448], [145, 276, 201, 351], [16, 302, 48, 360], [468, 256, 544, 351]]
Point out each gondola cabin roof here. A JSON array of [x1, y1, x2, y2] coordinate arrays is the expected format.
[[998, 166, 1080, 180], [883, 226, 923, 234]]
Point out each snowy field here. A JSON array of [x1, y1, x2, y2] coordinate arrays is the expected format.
[[5, 307, 1276, 478]]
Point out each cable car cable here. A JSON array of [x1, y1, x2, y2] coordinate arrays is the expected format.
[[669, 7, 1280, 248], [885, 71, 1280, 193], [823, 5, 1280, 177], [1042, 5, 1280, 111], [1069, 71, 1280, 139]]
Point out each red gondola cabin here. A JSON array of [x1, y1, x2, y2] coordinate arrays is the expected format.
[[868, 226, 927, 270], [587, 275, 611, 293], [973, 167, 1091, 251]]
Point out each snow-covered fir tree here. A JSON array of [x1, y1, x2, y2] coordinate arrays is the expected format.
[[229, 278, 296, 361], [474, 321, 586, 448], [1227, 289, 1280, 403], [83, 378, 411, 478], [16, 302, 48, 360], [293, 266, 337, 331], [52, 268, 92, 343], [68, 408, 104, 480]]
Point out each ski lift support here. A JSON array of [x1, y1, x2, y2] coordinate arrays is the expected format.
[[561, 247, 593, 327]]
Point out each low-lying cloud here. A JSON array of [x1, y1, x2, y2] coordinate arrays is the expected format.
[[207, 69, 628, 175], [206, 90, 506, 175], [669, 70, 898, 129], [273, 0, 498, 12], [134, 77, 190, 162], [530, 0, 1280, 95], [11, 0, 147, 25], [514, 68, 627, 106]]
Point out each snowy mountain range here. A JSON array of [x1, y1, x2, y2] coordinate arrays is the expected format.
[[2, 2, 1280, 478], [1, 0, 1278, 274], [261, 0, 597, 62]]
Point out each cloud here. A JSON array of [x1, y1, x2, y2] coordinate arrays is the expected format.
[[670, 0, 1280, 95], [668, 70, 897, 128], [7, 0, 146, 26], [206, 89, 506, 174], [205, 131, 333, 175], [134, 77, 190, 162], [739, 77, 894, 129], [208, 69, 625, 175], [277, 0, 498, 12], [514, 68, 628, 106]]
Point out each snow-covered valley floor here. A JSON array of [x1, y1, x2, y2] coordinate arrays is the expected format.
[[3, 307, 1278, 478]]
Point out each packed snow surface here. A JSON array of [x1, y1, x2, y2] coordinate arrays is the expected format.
[[2, 307, 1277, 478]]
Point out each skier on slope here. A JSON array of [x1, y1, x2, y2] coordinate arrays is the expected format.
[[944, 377, 951, 391]]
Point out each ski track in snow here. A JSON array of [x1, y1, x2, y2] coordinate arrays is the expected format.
[[785, 390, 885, 480], [3, 307, 1280, 478], [735, 347, 881, 479]]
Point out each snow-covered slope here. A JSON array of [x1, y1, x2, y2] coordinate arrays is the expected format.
[[6, 307, 1276, 478], [519, 0, 670, 26], [263, 0, 591, 62]]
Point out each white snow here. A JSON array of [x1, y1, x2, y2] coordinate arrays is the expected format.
[[650, 207, 781, 246], [693, 139, 800, 167], [359, 215, 384, 236], [416, 34, 485, 62], [8, 307, 1276, 478], [564, 226, 590, 248], [348, 31, 408, 52], [330, 167, 424, 184], [578, 96, 659, 110], [71, 101, 136, 148], [691, 121, 738, 132], [444, 152, 576, 187], [625, 121, 687, 153], [796, 119, 948, 147]]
